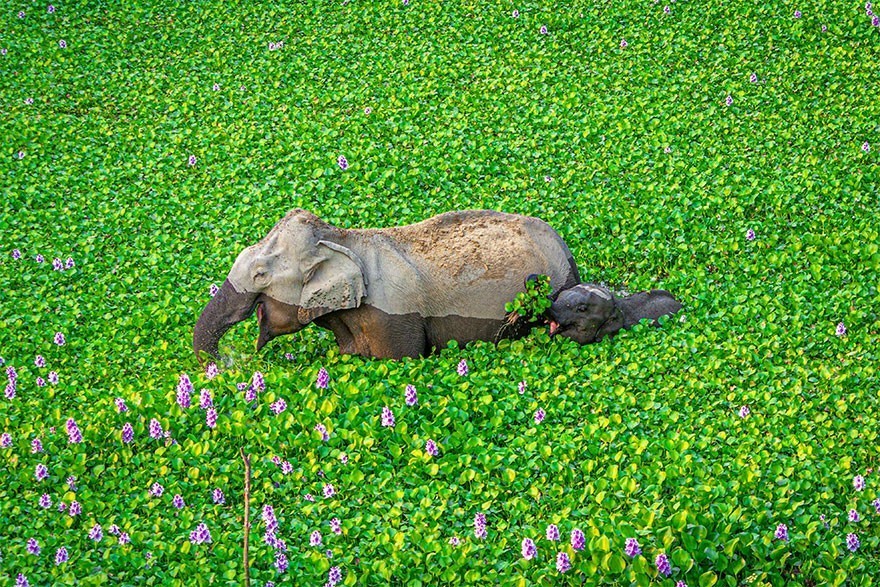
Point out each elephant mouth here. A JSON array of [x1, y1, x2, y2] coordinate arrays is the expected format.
[[548, 320, 561, 336]]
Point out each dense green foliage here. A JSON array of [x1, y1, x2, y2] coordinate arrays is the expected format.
[[505, 274, 552, 323], [2, 0, 879, 585]]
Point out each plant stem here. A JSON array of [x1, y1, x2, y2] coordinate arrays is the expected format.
[[241, 448, 251, 587]]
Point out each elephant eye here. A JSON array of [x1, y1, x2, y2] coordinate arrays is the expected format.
[[576, 304, 588, 313]]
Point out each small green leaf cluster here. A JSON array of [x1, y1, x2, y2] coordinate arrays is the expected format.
[[505, 274, 553, 323]]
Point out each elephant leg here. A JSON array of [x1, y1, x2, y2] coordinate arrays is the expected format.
[[317, 306, 428, 359], [425, 315, 509, 352]]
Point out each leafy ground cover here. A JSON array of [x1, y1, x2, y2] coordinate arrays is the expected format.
[[1, 0, 879, 585]]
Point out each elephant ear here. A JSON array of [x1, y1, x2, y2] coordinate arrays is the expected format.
[[297, 240, 367, 323]]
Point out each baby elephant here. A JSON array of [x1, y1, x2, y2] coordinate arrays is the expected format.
[[548, 283, 681, 344]]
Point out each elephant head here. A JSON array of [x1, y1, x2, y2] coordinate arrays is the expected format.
[[547, 284, 681, 344], [193, 210, 368, 362]]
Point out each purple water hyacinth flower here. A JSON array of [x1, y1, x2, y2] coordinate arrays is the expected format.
[[36, 464, 49, 481], [540, 25, 548, 34], [750, 73, 758, 83], [58, 502, 66, 512], [521, 537, 537, 559], [364, 106, 373, 115], [150, 482, 164, 497], [848, 509, 860, 522], [1, 49, 6, 56], [245, 386, 257, 402], [546, 524, 560, 541], [122, 422, 134, 443], [862, 142, 871, 153], [337, 155, 349, 170], [271, 455, 282, 465], [725, 95, 734, 106], [53, 258, 63, 271], [188, 154, 197, 167], [200, 389, 213, 409], [556, 552, 571, 573], [774, 523, 789, 541], [12, 249, 21, 260], [534, 408, 546, 424], [173, 494, 186, 509], [323, 483, 335, 498], [316, 367, 329, 389], [794, 10, 802, 18], [846, 533, 860, 551], [664, 5, 671, 13], [656, 553, 672, 576], [69, 501, 81, 516], [108, 524, 120, 536], [263, 504, 279, 532], [328, 566, 342, 585], [119, 532, 130, 544], [271, 399, 287, 414], [269, 42, 277, 51], [65, 257, 74, 269], [518, 380, 527, 394], [746, 228, 756, 241], [873, 15, 880, 25], [213, 488, 225, 504], [236, 382, 247, 392], [67, 476, 76, 490], [315, 423, 329, 441], [35, 355, 45, 368], [178, 373, 193, 394], [624, 537, 641, 557], [620, 38, 628, 48], [16, 574, 29, 587], [66, 418, 82, 444], [36, 377, 45, 387], [425, 439, 438, 456], [59, 39, 67, 48], [0, 432, 10, 447], [284, 352, 295, 360], [330, 517, 342, 534], [54, 332, 65, 345], [149, 419, 163, 439], [177, 387, 191, 409], [206, 407, 218, 428], [55, 546, 68, 565], [27, 538, 40, 555], [18, 11, 25, 18], [326, 549, 333, 558], [89, 524, 103, 541], [739, 405, 751, 418], [31, 438, 43, 453], [474, 512, 487, 539], [455, 359, 468, 376], [39, 494, 52, 508], [48, 5, 56, 13], [7, 366, 17, 381], [870, 498, 880, 513], [3, 383, 13, 399], [571, 528, 585, 551], [821, 24, 827, 31], [205, 362, 219, 380], [190, 523, 212, 544], [209, 283, 219, 297], [48, 371, 58, 384], [513, 9, 520, 17], [17, 150, 26, 160], [405, 384, 418, 406], [281, 461, 293, 474], [854, 475, 865, 491], [381, 406, 395, 427], [115, 397, 128, 412], [311, 531, 322, 546], [252, 371, 265, 392], [449, 536, 461, 546], [275, 552, 289, 573], [212, 83, 220, 91], [836, 322, 847, 336], [304, 493, 315, 502]]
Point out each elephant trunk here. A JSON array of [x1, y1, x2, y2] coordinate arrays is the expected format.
[[193, 279, 259, 363]]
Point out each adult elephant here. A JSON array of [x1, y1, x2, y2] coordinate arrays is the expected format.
[[193, 209, 580, 361]]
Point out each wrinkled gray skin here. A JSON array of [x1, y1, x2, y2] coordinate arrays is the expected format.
[[547, 284, 682, 344], [194, 209, 580, 361]]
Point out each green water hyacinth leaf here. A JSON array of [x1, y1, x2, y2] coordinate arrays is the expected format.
[[1, 0, 879, 584]]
